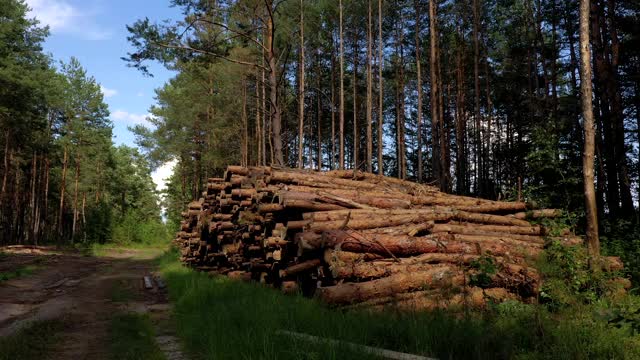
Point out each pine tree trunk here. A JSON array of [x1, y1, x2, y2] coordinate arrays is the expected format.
[[265, 5, 283, 166], [397, 6, 406, 180], [317, 49, 322, 171], [72, 158, 80, 241], [429, 0, 441, 186], [1, 130, 10, 209], [367, 0, 373, 173], [339, 0, 345, 170], [377, 0, 384, 175], [58, 146, 68, 238], [415, 0, 423, 182], [331, 41, 336, 170], [353, 32, 359, 170], [472, 0, 482, 195], [455, 21, 467, 195], [298, 0, 305, 169], [242, 79, 249, 167], [579, 0, 600, 256]]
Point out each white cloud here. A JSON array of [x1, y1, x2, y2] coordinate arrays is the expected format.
[[100, 85, 117, 98], [112, 110, 151, 125], [26, 0, 76, 31], [137, 92, 144, 97], [152, 160, 177, 194], [26, 0, 112, 40]]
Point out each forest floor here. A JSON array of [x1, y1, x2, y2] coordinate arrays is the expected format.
[[0, 245, 186, 360]]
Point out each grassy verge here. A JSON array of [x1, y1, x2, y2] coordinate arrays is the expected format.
[[157, 249, 640, 360], [0, 319, 65, 360], [0, 265, 41, 283], [87, 242, 168, 258], [108, 313, 166, 360]]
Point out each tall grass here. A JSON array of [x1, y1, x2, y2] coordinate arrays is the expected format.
[[157, 250, 640, 360]]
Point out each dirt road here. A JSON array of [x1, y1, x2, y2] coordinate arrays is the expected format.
[[0, 246, 184, 360]]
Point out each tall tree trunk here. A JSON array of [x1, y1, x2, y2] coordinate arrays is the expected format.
[[377, 0, 384, 175], [579, 0, 599, 255], [242, 79, 249, 167], [415, 0, 423, 182], [317, 49, 322, 171], [58, 146, 68, 239], [261, 49, 267, 166], [472, 0, 482, 195], [265, 6, 283, 166], [29, 152, 37, 244], [1, 130, 10, 209], [436, 2, 449, 191], [43, 156, 50, 242], [353, 31, 359, 170], [367, 0, 373, 173], [339, 0, 345, 170], [256, 75, 262, 166], [606, 0, 633, 215], [72, 158, 80, 242], [429, 0, 442, 187], [395, 4, 406, 180], [298, 0, 305, 169], [455, 21, 467, 195], [331, 40, 336, 170]]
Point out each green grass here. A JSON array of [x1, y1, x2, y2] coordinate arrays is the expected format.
[[0, 265, 41, 283], [108, 313, 166, 360], [88, 242, 167, 258], [0, 319, 65, 360], [157, 249, 640, 360]]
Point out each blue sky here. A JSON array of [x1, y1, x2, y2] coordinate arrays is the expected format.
[[26, 0, 179, 147], [26, 0, 180, 188]]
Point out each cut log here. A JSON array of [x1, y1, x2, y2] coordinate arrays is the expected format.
[[316, 267, 466, 305]]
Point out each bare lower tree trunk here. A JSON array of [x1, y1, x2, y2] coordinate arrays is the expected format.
[[265, 6, 283, 165], [353, 32, 359, 170], [455, 22, 467, 195], [43, 156, 50, 242], [339, 0, 345, 170], [29, 152, 37, 244], [242, 79, 249, 167], [415, 0, 423, 182], [366, 0, 373, 173], [472, 0, 482, 195], [331, 42, 336, 170], [298, 0, 305, 169], [256, 75, 262, 166], [430, 0, 442, 186], [262, 60, 267, 166], [71, 158, 80, 242], [579, 0, 599, 256], [317, 49, 322, 171], [58, 146, 68, 239], [1, 130, 10, 208], [377, 0, 384, 175]]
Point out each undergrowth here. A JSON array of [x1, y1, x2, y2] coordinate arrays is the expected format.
[[157, 247, 640, 360]]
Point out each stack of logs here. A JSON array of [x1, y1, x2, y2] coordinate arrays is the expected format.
[[175, 166, 623, 310]]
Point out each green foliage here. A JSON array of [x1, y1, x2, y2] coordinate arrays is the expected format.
[[469, 255, 498, 288], [537, 241, 621, 309], [110, 210, 169, 245], [601, 218, 640, 284], [0, 319, 65, 360], [108, 313, 165, 360]]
